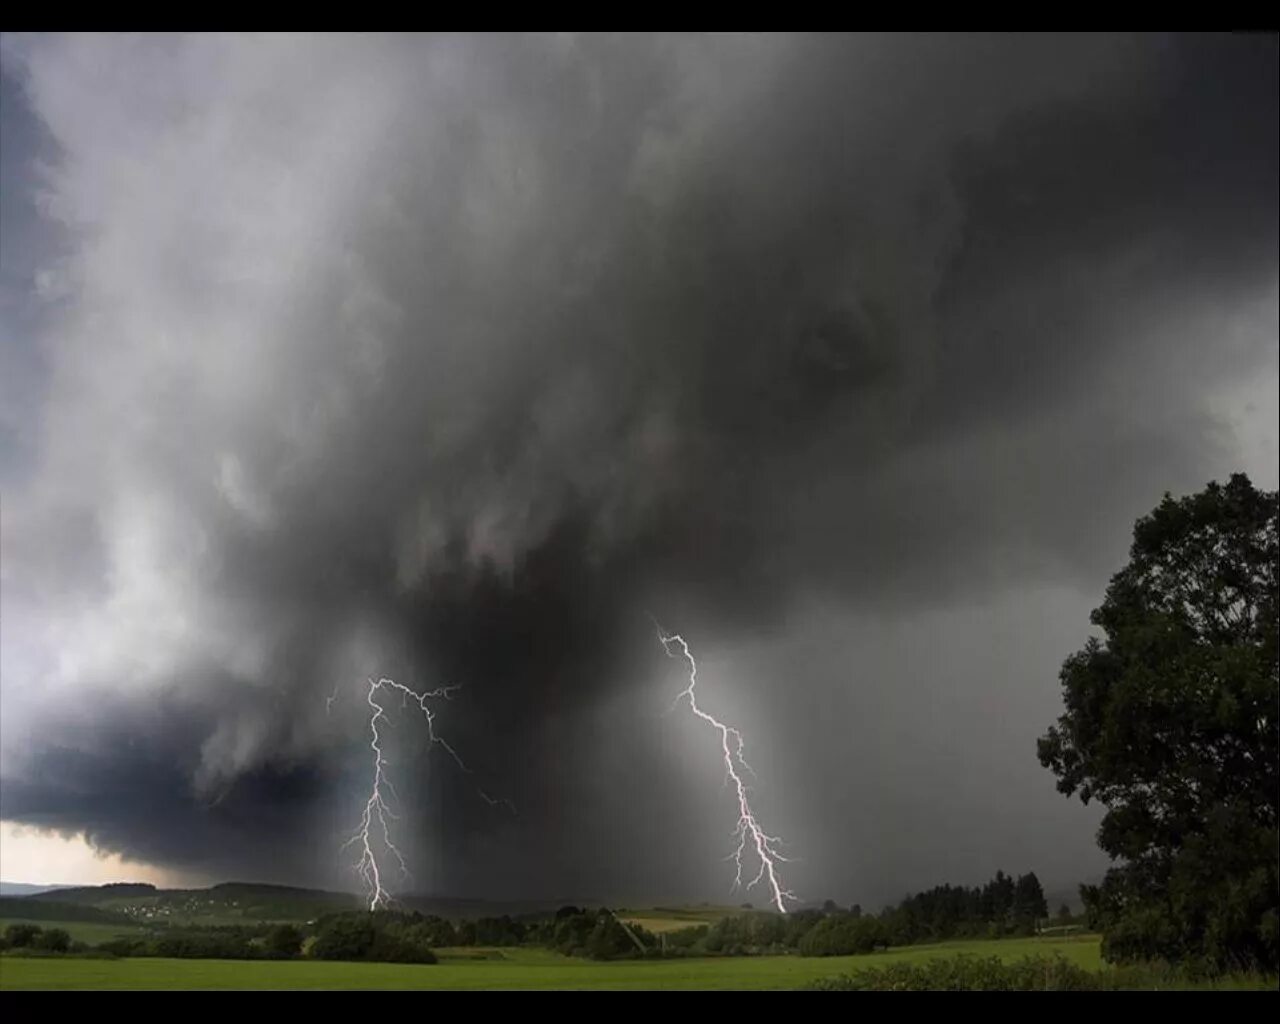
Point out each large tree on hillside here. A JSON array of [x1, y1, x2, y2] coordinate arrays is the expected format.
[[1038, 474, 1278, 970]]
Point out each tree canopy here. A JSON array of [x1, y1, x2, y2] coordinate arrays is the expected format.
[[1038, 474, 1278, 970]]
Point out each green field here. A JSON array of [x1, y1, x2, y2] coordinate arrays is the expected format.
[[617, 905, 738, 933], [0, 935, 1103, 990]]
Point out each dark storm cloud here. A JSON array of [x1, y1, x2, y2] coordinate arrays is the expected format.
[[0, 60, 61, 486], [0, 33, 1275, 905]]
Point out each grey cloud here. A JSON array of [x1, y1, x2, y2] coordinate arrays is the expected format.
[[0, 33, 1275, 907]]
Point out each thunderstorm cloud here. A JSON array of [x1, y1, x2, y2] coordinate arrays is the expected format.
[[0, 33, 1276, 906]]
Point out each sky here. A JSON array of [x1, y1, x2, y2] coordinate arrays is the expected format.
[[0, 33, 1276, 909]]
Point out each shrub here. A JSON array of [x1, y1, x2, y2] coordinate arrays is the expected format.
[[3, 923, 42, 948], [33, 928, 72, 953], [805, 954, 1099, 991], [798, 914, 886, 956]]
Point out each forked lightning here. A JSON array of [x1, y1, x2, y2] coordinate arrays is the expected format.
[[657, 628, 796, 913]]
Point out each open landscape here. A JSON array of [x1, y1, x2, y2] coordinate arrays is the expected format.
[[1, 878, 1274, 990], [1, 32, 1276, 992], [2, 934, 1107, 990]]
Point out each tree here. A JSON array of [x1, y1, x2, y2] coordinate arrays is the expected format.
[[1013, 873, 1048, 933], [1057, 904, 1072, 924], [822, 899, 839, 914], [1038, 474, 1278, 970], [983, 871, 1015, 930], [264, 923, 303, 959]]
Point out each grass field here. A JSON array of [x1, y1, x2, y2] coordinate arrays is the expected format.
[[0, 934, 1104, 990], [617, 906, 738, 933]]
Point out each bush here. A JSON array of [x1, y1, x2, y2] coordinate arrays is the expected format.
[[309, 915, 378, 961], [3, 923, 41, 948], [806, 953, 1280, 991], [705, 911, 797, 955], [33, 928, 72, 953], [798, 914, 887, 956], [663, 925, 708, 952], [805, 954, 1100, 991]]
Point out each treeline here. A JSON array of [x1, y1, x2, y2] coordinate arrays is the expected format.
[[307, 907, 661, 961], [0, 908, 664, 965], [331, 910, 529, 949], [0, 871, 1053, 966], [2, 923, 78, 953], [879, 869, 1050, 944], [98, 924, 306, 961], [541, 907, 658, 960], [309, 913, 435, 963], [2, 921, 308, 961], [693, 908, 881, 956], [309, 907, 660, 961], [81, 923, 410, 963], [693, 870, 1051, 957]]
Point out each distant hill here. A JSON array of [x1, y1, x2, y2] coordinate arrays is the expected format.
[[0, 882, 75, 897], [29, 882, 158, 904], [5, 881, 658, 924], [20, 881, 361, 923], [207, 881, 357, 901], [15, 881, 573, 921]]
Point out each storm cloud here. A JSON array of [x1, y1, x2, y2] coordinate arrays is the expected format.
[[1, 33, 1276, 907]]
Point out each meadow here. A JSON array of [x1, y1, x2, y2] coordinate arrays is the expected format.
[[617, 906, 737, 933], [1, 933, 1104, 990]]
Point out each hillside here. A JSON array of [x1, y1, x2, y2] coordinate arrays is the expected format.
[[19, 881, 360, 924], [0, 896, 136, 924]]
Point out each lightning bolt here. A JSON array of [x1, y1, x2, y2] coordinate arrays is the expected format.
[[656, 627, 796, 914], [339, 676, 513, 910]]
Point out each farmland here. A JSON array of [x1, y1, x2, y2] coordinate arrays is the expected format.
[[1, 933, 1104, 990]]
